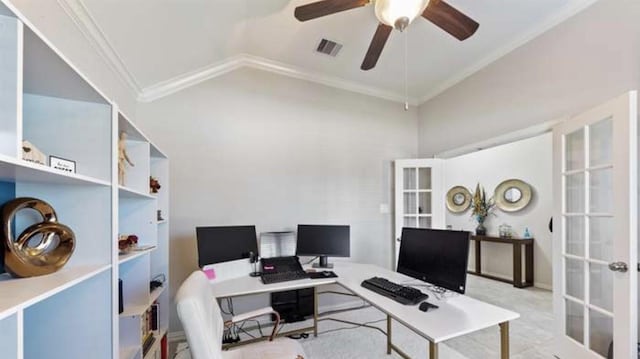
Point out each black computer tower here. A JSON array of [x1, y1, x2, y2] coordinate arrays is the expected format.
[[271, 288, 314, 323]]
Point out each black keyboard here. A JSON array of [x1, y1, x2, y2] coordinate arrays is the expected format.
[[261, 271, 309, 284], [361, 277, 428, 305]]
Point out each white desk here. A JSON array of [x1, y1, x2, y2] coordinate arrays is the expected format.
[[210, 262, 519, 359]]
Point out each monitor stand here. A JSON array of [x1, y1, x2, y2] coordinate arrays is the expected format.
[[312, 256, 333, 269]]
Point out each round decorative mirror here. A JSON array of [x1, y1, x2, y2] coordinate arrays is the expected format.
[[504, 187, 522, 203], [446, 186, 472, 213], [494, 179, 533, 212], [452, 193, 466, 206]]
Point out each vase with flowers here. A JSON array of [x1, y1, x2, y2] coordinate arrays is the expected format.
[[471, 183, 495, 236]]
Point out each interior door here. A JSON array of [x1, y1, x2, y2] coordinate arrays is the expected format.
[[553, 91, 638, 358], [394, 159, 445, 267]]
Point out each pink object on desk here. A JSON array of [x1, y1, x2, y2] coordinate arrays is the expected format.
[[203, 268, 216, 280]]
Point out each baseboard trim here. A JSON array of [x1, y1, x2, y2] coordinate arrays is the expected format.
[[469, 268, 552, 291]]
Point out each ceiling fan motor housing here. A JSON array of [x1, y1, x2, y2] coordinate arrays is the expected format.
[[375, 0, 430, 30]]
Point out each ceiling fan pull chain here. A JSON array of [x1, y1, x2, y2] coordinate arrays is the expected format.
[[404, 27, 409, 111]]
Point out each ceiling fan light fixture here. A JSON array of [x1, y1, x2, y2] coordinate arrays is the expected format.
[[374, 0, 430, 31]]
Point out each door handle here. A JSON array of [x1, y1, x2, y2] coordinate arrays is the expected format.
[[608, 262, 629, 273], [396, 237, 401, 242]]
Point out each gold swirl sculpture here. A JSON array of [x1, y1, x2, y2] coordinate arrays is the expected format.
[[2, 198, 75, 278]]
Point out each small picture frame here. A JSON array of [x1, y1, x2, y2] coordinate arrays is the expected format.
[[49, 155, 76, 174]]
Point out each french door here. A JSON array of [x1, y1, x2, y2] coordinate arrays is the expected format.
[[553, 91, 637, 358], [393, 159, 445, 267]]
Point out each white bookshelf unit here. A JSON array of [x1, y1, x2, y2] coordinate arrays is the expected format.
[[0, 1, 170, 358]]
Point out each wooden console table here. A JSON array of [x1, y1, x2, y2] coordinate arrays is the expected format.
[[468, 235, 534, 288]]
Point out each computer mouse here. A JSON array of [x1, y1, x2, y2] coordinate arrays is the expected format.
[[419, 302, 438, 312]]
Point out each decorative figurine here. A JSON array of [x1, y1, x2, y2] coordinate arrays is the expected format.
[[523, 227, 532, 239], [22, 140, 46, 165], [118, 131, 135, 186], [2, 197, 75, 278], [150, 176, 161, 193], [118, 234, 139, 253]]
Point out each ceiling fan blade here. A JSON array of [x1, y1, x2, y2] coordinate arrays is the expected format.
[[361, 23, 393, 71], [422, 0, 479, 41], [294, 0, 370, 22]]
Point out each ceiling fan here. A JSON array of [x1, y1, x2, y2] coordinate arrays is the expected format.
[[294, 0, 479, 70]]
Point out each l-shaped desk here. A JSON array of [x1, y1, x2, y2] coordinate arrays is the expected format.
[[210, 262, 519, 359]]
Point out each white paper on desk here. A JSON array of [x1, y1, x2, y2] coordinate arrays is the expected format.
[[203, 259, 252, 282], [259, 231, 296, 258]]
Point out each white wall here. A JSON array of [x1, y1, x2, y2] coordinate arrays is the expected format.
[[444, 134, 553, 289], [136, 67, 418, 332], [418, 0, 640, 156], [3, 0, 137, 115]]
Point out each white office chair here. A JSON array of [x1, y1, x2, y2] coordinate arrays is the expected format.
[[175, 271, 307, 359]]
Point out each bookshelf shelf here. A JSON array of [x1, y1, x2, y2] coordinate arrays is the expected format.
[[118, 247, 156, 264], [150, 285, 166, 304], [0, 154, 111, 187], [119, 185, 155, 200], [0, 264, 110, 320], [0, 2, 170, 357]]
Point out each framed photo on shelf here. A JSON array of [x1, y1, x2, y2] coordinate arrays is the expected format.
[[49, 155, 76, 173]]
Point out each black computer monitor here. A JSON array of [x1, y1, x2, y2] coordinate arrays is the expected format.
[[195, 225, 258, 267], [397, 228, 471, 294], [296, 224, 350, 268]]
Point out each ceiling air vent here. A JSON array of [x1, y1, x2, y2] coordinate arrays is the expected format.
[[316, 39, 342, 57]]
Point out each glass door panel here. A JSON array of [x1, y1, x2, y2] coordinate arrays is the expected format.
[[403, 168, 416, 190], [565, 173, 585, 213], [566, 299, 585, 344], [404, 216, 417, 228], [565, 128, 585, 170], [589, 217, 613, 262], [418, 192, 431, 215], [403, 192, 417, 215], [589, 118, 613, 167], [418, 168, 432, 190], [589, 310, 613, 357], [589, 168, 613, 213], [418, 217, 432, 229], [589, 263, 613, 312]]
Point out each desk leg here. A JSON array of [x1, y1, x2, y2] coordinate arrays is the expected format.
[[513, 244, 523, 288], [475, 240, 481, 274], [313, 287, 318, 337], [429, 342, 438, 359], [386, 315, 392, 354], [500, 322, 509, 359]]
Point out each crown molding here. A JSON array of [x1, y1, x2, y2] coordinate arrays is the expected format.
[[137, 55, 245, 102], [56, 0, 142, 94], [138, 54, 420, 105], [418, 0, 599, 105]]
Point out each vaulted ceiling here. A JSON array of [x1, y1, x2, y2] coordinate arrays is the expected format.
[[59, 0, 597, 104]]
